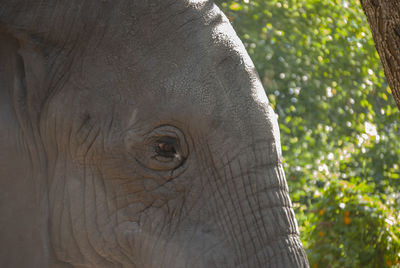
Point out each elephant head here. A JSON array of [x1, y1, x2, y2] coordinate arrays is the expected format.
[[0, 0, 308, 267]]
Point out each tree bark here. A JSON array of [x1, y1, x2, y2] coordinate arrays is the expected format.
[[361, 0, 400, 110]]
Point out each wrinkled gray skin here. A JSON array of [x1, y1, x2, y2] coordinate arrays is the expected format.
[[0, 1, 308, 267]]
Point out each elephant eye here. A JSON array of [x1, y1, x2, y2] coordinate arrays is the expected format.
[[126, 125, 188, 172], [155, 137, 177, 158]]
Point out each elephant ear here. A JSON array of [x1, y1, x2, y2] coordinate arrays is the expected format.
[[0, 29, 48, 130], [0, 4, 51, 215], [0, 0, 71, 125], [0, 1, 114, 118], [0, 4, 104, 265], [0, 31, 52, 267]]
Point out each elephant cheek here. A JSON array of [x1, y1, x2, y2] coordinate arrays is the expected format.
[[48, 161, 138, 267]]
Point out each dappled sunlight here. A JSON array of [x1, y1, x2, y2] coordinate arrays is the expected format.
[[217, 0, 400, 266]]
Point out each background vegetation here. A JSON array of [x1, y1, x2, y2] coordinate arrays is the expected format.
[[215, 0, 400, 266]]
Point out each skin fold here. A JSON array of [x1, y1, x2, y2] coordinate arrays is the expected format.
[[0, 0, 309, 267]]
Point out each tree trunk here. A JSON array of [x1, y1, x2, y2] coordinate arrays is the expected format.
[[360, 0, 400, 110]]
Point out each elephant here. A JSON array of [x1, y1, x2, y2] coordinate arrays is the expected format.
[[0, 0, 309, 267]]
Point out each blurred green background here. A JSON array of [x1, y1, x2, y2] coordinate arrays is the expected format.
[[215, 0, 400, 266]]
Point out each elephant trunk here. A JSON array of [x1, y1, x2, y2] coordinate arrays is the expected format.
[[240, 167, 306, 267], [204, 141, 309, 267], [237, 165, 308, 267]]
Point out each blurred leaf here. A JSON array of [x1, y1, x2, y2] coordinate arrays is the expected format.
[[229, 2, 242, 11]]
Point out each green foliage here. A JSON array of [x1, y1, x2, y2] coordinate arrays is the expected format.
[[306, 180, 400, 267], [216, 0, 400, 266]]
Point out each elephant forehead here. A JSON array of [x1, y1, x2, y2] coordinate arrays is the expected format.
[[98, 4, 226, 74], [69, 10, 235, 110], [55, 0, 271, 140]]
